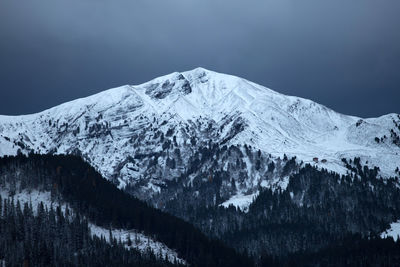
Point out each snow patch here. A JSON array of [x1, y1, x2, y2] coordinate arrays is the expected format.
[[381, 220, 400, 241], [220, 192, 259, 212], [89, 224, 186, 265]]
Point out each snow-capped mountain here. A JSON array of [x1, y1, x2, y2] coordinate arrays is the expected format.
[[0, 67, 399, 208]]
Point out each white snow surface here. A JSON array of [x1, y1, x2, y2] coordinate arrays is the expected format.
[[0, 67, 399, 195], [381, 220, 400, 241], [220, 192, 259, 212], [89, 224, 185, 264], [0, 189, 185, 264]]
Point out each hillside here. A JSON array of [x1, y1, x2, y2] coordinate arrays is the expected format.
[[0, 68, 399, 211], [0, 154, 252, 267]]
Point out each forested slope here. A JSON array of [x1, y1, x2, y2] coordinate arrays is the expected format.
[[0, 154, 252, 267]]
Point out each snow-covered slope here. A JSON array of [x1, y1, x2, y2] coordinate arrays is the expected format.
[[0, 67, 399, 206]]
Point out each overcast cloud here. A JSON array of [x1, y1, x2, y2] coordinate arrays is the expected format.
[[0, 0, 399, 117]]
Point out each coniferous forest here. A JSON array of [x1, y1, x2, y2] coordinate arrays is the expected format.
[[0, 195, 179, 267], [1, 154, 400, 266], [0, 154, 252, 267]]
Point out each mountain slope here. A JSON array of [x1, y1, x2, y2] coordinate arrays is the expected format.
[[0, 154, 252, 267], [0, 68, 399, 207]]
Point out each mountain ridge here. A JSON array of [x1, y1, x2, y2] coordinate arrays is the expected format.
[[0, 68, 399, 207]]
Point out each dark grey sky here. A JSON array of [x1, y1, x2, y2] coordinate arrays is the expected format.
[[1, 0, 399, 117]]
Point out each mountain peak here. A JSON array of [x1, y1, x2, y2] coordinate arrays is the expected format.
[[186, 66, 211, 73], [0, 68, 399, 190]]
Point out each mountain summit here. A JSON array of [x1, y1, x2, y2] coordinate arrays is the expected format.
[[0, 68, 399, 206]]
